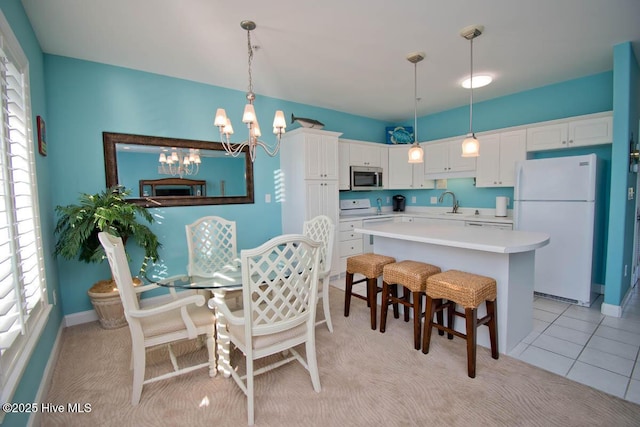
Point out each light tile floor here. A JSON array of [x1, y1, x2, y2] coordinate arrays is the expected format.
[[509, 284, 640, 404]]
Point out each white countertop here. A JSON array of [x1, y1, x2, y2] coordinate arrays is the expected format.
[[339, 207, 514, 224], [354, 221, 549, 254]]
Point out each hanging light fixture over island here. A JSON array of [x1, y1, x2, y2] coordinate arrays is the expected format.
[[460, 24, 484, 158], [407, 51, 426, 164]]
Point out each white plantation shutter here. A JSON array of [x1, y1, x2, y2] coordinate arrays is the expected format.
[[0, 11, 49, 408]]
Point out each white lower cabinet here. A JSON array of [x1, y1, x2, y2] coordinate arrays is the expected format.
[[338, 219, 363, 274]]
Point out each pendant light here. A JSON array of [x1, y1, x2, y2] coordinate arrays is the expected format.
[[407, 52, 425, 164], [460, 25, 484, 158]]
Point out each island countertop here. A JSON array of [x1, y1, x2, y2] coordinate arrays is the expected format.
[[354, 222, 549, 254]]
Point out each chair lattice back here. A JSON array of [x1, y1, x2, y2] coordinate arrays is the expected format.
[[241, 234, 321, 336], [302, 215, 335, 276], [186, 216, 238, 276]]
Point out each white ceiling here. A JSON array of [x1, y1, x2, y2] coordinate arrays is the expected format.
[[20, 0, 640, 123]]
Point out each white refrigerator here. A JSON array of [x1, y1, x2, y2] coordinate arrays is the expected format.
[[514, 154, 601, 306]]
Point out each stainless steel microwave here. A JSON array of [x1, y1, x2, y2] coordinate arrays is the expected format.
[[350, 166, 383, 191]]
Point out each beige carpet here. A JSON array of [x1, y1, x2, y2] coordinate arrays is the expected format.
[[43, 286, 640, 426]]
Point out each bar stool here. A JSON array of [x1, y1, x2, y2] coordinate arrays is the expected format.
[[422, 269, 498, 378], [344, 253, 396, 330], [379, 260, 441, 350]]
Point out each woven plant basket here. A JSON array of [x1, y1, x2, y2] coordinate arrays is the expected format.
[[87, 278, 141, 329]]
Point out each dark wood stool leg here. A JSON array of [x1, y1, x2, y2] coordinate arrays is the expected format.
[[380, 281, 390, 333], [435, 299, 444, 336], [403, 288, 411, 322], [412, 291, 422, 350], [465, 307, 477, 378], [344, 272, 354, 317], [422, 295, 435, 354], [367, 277, 377, 330], [487, 299, 499, 359], [391, 285, 400, 319], [446, 300, 454, 340]]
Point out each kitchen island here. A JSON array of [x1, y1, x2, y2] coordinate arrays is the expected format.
[[354, 222, 550, 354]]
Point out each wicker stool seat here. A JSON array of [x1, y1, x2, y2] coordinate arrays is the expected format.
[[344, 253, 396, 330], [380, 261, 441, 350], [422, 269, 499, 378]]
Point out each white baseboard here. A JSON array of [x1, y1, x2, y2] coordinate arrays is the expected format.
[[28, 323, 64, 427], [601, 302, 622, 317]]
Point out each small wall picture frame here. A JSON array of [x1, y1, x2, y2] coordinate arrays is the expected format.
[[37, 116, 47, 156]]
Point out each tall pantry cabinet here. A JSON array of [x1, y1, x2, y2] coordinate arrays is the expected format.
[[280, 128, 343, 275]]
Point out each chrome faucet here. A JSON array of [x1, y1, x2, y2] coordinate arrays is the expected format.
[[438, 191, 459, 213], [376, 197, 382, 215]]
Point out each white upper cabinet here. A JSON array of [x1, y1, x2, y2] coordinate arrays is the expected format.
[[301, 131, 339, 180], [423, 137, 476, 179], [387, 144, 435, 189], [475, 129, 526, 187], [526, 113, 612, 152], [347, 141, 384, 167], [338, 141, 350, 190]]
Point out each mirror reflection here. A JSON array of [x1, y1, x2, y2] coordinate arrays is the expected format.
[[103, 132, 254, 207]]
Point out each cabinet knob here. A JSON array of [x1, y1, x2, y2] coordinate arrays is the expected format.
[[562, 140, 567, 144], [568, 140, 573, 144]]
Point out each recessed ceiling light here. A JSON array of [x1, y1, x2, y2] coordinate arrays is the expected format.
[[461, 75, 492, 89]]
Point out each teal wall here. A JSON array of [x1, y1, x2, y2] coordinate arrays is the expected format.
[[43, 55, 389, 315], [605, 43, 640, 305], [0, 1, 63, 426]]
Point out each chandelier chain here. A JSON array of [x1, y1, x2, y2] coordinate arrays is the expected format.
[[247, 28, 254, 95]]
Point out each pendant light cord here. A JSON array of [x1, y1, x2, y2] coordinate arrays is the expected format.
[[469, 37, 474, 135], [247, 28, 254, 94], [414, 61, 418, 143]]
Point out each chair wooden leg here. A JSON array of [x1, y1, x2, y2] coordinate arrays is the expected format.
[[435, 298, 445, 336], [367, 277, 377, 330], [422, 295, 435, 354], [321, 276, 333, 333], [206, 332, 216, 377], [465, 307, 477, 378], [487, 299, 499, 359], [412, 291, 422, 350], [305, 339, 322, 393], [246, 357, 255, 425], [344, 272, 354, 317], [131, 344, 145, 405], [380, 281, 390, 333]]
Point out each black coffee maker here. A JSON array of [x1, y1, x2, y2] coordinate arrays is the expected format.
[[392, 195, 406, 212]]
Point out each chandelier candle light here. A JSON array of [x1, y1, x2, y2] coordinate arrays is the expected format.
[[159, 148, 201, 177], [214, 20, 286, 162], [460, 24, 484, 158], [407, 52, 425, 164]]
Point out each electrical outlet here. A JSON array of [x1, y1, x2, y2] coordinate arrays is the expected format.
[[52, 290, 57, 305], [265, 194, 271, 203], [430, 197, 437, 204], [386, 197, 390, 203], [411, 196, 417, 204], [628, 187, 634, 200]]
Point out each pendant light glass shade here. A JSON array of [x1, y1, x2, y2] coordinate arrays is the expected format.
[[406, 52, 425, 163], [408, 144, 424, 163], [461, 133, 480, 157]]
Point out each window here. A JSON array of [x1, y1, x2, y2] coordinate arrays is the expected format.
[[0, 11, 49, 408]]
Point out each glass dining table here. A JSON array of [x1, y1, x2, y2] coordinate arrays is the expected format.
[[144, 266, 244, 377]]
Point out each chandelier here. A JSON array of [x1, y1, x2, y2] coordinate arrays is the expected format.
[[158, 148, 201, 177], [214, 20, 286, 162]]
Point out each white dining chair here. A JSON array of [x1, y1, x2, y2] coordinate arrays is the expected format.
[[303, 215, 335, 332], [185, 215, 241, 276], [98, 232, 216, 405], [210, 234, 322, 425]]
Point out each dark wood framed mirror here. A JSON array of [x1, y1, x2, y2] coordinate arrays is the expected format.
[[103, 132, 254, 207]]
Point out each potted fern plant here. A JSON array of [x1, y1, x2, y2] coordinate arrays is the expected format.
[[54, 186, 161, 329]]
